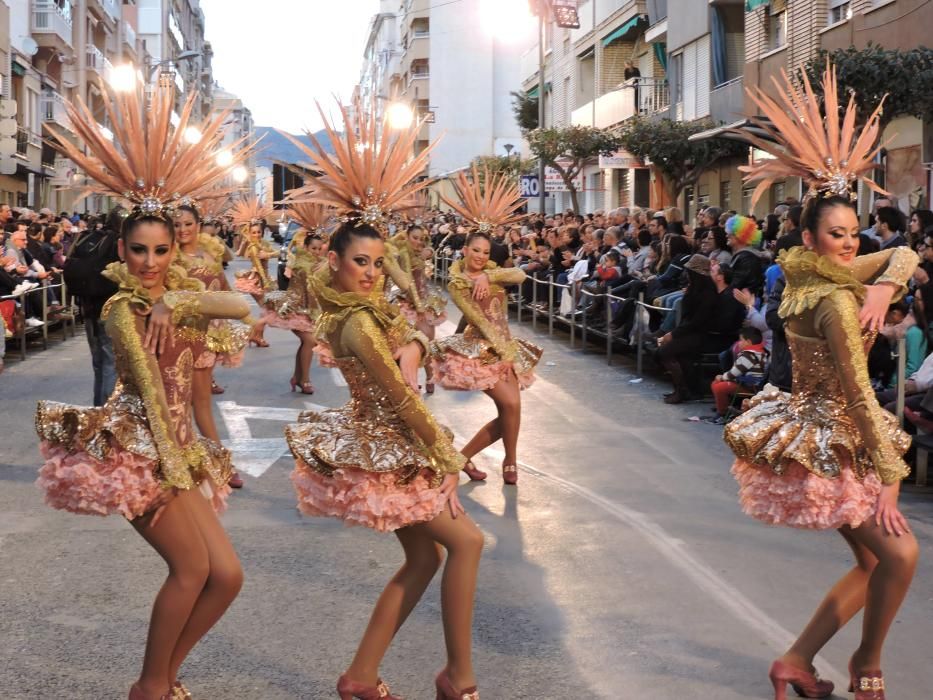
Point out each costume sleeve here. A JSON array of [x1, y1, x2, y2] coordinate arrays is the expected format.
[[382, 243, 412, 296], [397, 243, 424, 311], [483, 265, 526, 287], [850, 247, 918, 298], [162, 290, 251, 323], [104, 300, 195, 490], [247, 245, 271, 287], [342, 311, 464, 477], [447, 283, 516, 361], [815, 291, 910, 484]]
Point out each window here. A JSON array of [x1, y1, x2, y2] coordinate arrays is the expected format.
[[721, 181, 732, 209], [768, 3, 786, 50], [772, 181, 785, 206], [697, 184, 711, 209], [670, 52, 683, 106], [828, 0, 851, 24], [742, 186, 755, 216]]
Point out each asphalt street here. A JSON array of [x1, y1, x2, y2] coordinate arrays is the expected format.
[[2, 265, 932, 699]]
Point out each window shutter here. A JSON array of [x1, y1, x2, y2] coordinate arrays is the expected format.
[[695, 34, 711, 118]]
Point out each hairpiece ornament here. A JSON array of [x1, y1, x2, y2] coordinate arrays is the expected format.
[[279, 98, 438, 230], [729, 62, 889, 208], [45, 81, 255, 220], [440, 164, 525, 232]]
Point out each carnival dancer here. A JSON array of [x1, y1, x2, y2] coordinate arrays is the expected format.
[[431, 166, 542, 485], [36, 83, 252, 700], [389, 223, 447, 392], [723, 64, 919, 700], [174, 201, 250, 489], [232, 196, 276, 347], [282, 100, 484, 700], [259, 201, 331, 394]]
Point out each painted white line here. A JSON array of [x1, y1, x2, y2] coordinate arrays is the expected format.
[[463, 439, 845, 686]]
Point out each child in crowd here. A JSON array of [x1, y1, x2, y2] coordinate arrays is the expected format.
[[710, 327, 769, 423]]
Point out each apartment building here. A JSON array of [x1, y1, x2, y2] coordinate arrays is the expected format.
[[743, 0, 933, 217], [358, 0, 531, 197], [1, 0, 215, 211]]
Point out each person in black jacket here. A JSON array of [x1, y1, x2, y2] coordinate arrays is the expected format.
[[726, 215, 767, 295], [64, 208, 121, 405], [657, 255, 718, 404]]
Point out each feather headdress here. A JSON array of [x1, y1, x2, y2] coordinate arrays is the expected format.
[[229, 195, 275, 230], [731, 62, 888, 207], [441, 164, 525, 233], [45, 82, 253, 218], [280, 98, 437, 229], [286, 200, 334, 237], [195, 192, 233, 224]]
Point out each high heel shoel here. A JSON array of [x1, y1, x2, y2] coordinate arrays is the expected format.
[[462, 460, 487, 481], [336, 674, 402, 699], [849, 659, 885, 699], [768, 660, 833, 699], [172, 681, 193, 700], [435, 669, 479, 700], [502, 464, 518, 485]]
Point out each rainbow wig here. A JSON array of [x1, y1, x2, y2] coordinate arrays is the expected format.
[[725, 215, 762, 247]]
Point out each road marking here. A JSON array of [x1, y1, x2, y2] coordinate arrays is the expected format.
[[463, 439, 846, 686]]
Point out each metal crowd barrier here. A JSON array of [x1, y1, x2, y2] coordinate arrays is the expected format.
[[1, 280, 77, 361]]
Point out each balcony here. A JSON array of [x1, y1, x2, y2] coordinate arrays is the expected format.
[[30, 0, 74, 52], [710, 76, 744, 126], [571, 78, 669, 129], [407, 34, 429, 61], [14, 127, 41, 162], [89, 0, 119, 23], [41, 90, 72, 132], [123, 21, 137, 52], [86, 44, 113, 80]]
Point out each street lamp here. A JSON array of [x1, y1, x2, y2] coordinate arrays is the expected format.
[[386, 102, 414, 130], [232, 166, 248, 183], [110, 63, 137, 92], [183, 126, 202, 144], [215, 149, 234, 167]]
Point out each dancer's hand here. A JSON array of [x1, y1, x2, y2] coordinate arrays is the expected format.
[[148, 487, 179, 528], [144, 302, 174, 355], [472, 273, 490, 301], [859, 283, 897, 332], [876, 483, 910, 536], [394, 341, 422, 392], [439, 472, 465, 518]]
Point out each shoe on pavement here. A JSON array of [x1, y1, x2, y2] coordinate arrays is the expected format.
[[25, 317, 44, 328]]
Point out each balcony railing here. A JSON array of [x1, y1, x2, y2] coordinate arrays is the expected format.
[[99, 0, 119, 21], [86, 44, 113, 79], [41, 91, 72, 131], [15, 127, 29, 157], [30, 0, 74, 47], [571, 78, 670, 129], [123, 21, 137, 50]]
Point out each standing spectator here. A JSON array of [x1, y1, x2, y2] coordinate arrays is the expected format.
[[710, 327, 768, 422], [875, 206, 908, 249], [63, 208, 121, 405]]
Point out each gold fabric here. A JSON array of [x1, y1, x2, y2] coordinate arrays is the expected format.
[[725, 245, 918, 485], [261, 248, 322, 321], [433, 260, 541, 374], [287, 274, 464, 484]]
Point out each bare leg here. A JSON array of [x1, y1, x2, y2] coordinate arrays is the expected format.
[[192, 368, 221, 443], [130, 490, 210, 699], [847, 517, 919, 673], [418, 321, 436, 387], [459, 414, 502, 462], [168, 487, 243, 684], [491, 372, 521, 466], [345, 528, 443, 685], [292, 330, 315, 385], [779, 528, 877, 671]]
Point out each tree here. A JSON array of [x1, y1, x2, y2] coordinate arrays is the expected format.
[[510, 91, 539, 132], [803, 44, 933, 130], [525, 126, 622, 213], [470, 154, 538, 185], [618, 117, 747, 203]]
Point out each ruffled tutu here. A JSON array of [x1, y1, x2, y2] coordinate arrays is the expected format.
[[431, 336, 540, 391], [260, 308, 315, 333], [291, 461, 445, 532], [398, 299, 447, 327], [732, 458, 881, 529], [234, 272, 264, 296]]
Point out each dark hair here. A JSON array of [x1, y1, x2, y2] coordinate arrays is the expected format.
[[787, 205, 802, 229], [667, 233, 691, 258], [465, 230, 491, 246], [801, 195, 856, 236], [121, 213, 175, 242], [668, 221, 686, 236], [764, 214, 781, 241], [914, 284, 933, 356], [709, 226, 728, 251], [27, 222, 43, 238], [605, 250, 621, 264], [913, 209, 933, 232], [330, 221, 382, 256], [303, 233, 323, 247], [716, 261, 734, 285], [876, 206, 902, 234], [42, 225, 60, 244], [704, 206, 723, 222], [740, 326, 763, 345], [176, 204, 201, 224], [653, 215, 668, 231], [637, 228, 652, 247]]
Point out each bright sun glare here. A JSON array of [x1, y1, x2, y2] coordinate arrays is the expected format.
[[479, 0, 537, 42]]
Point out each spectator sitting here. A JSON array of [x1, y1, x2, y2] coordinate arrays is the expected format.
[[876, 206, 907, 249], [725, 215, 767, 295], [710, 327, 769, 423], [708, 261, 751, 354], [700, 226, 732, 265]]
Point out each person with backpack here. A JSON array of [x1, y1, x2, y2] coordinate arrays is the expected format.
[[63, 207, 122, 405]]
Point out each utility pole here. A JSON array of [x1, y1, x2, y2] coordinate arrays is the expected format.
[[538, 9, 546, 216]]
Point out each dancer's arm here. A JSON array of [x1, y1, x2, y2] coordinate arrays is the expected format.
[[816, 290, 910, 485], [382, 241, 413, 295], [850, 246, 918, 293], [342, 311, 464, 477], [161, 290, 251, 322], [105, 299, 195, 490], [479, 265, 526, 287]]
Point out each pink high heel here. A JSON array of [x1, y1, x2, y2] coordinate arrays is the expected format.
[[462, 460, 487, 481], [435, 669, 479, 700], [336, 674, 402, 700], [849, 659, 886, 699], [768, 660, 833, 699], [128, 683, 172, 700]]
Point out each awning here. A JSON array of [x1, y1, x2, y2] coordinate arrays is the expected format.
[[687, 118, 778, 144], [602, 15, 646, 46], [745, 0, 769, 11], [526, 82, 551, 98]]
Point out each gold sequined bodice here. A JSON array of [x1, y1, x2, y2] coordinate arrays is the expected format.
[[788, 328, 876, 403], [463, 289, 510, 343], [335, 355, 403, 419]]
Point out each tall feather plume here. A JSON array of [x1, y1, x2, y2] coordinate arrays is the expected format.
[[278, 98, 438, 229], [285, 199, 335, 236], [45, 81, 256, 217], [229, 195, 275, 230], [729, 62, 888, 207], [197, 191, 233, 223], [441, 164, 525, 232]]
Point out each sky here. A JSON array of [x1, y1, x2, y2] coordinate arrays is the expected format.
[[199, 0, 379, 135]]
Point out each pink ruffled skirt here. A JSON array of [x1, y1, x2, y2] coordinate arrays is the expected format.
[[234, 275, 264, 296], [431, 355, 536, 391], [37, 442, 231, 520], [732, 458, 881, 530], [291, 459, 446, 532], [260, 308, 315, 333], [398, 299, 447, 327]]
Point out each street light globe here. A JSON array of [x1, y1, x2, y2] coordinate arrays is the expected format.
[[110, 64, 137, 92], [232, 166, 248, 183], [183, 126, 202, 144], [386, 102, 414, 130], [215, 149, 234, 167]]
